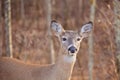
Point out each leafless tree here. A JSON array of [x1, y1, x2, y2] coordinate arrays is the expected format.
[[21, 0, 25, 20], [114, 0, 120, 79], [88, 0, 96, 80], [45, 0, 55, 64], [0, 0, 1, 21], [4, 0, 13, 58]]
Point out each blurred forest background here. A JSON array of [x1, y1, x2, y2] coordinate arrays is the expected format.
[[0, 0, 120, 80]]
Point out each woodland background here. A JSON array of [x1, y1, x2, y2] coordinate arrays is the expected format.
[[0, 0, 120, 80]]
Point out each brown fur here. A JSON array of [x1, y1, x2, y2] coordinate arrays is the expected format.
[[0, 55, 75, 80]]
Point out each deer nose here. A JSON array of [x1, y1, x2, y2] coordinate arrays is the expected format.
[[68, 46, 77, 53]]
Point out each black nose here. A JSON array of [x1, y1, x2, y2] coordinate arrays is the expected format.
[[68, 46, 77, 53]]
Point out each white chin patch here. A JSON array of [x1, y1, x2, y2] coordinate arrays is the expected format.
[[64, 54, 76, 63], [68, 52, 76, 56]]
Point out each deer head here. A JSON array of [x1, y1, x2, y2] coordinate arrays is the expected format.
[[51, 20, 93, 56]]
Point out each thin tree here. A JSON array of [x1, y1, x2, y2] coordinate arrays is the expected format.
[[78, 0, 83, 24], [21, 0, 25, 20], [20, 0, 27, 61], [114, 0, 120, 79], [4, 0, 13, 58], [0, 0, 1, 21], [0, 0, 1, 56], [45, 0, 55, 64], [62, 0, 68, 28], [88, 0, 96, 80]]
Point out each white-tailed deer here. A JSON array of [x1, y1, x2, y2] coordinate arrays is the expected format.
[[0, 20, 93, 80]]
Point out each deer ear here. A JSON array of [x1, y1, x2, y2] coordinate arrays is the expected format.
[[51, 20, 65, 36], [79, 21, 93, 38]]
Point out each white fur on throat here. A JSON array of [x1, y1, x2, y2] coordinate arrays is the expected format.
[[64, 55, 76, 63]]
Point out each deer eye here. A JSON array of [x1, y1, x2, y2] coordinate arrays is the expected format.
[[77, 37, 80, 41], [62, 37, 67, 41]]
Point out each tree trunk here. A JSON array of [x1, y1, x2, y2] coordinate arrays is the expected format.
[[20, 0, 28, 61], [114, 0, 120, 79], [45, 0, 55, 64], [4, 0, 13, 58], [0, 0, 1, 21], [21, 0, 25, 20], [88, 0, 96, 80]]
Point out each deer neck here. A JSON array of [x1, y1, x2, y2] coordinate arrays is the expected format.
[[56, 54, 76, 65], [54, 51, 76, 80]]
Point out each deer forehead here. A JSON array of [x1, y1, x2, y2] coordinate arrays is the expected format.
[[60, 30, 79, 38]]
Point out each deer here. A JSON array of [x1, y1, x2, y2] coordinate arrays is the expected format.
[[0, 20, 93, 80]]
